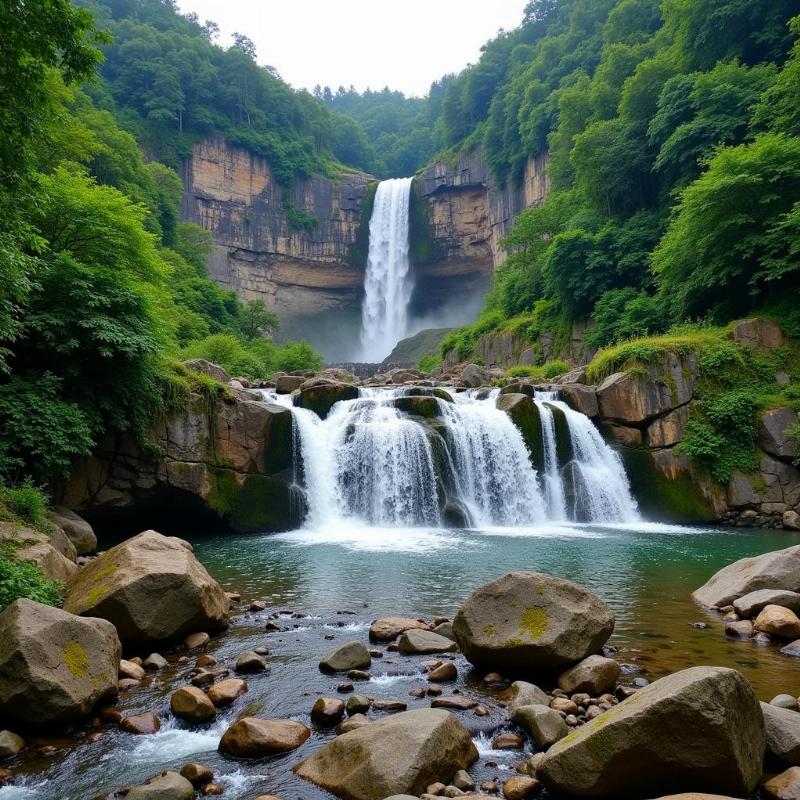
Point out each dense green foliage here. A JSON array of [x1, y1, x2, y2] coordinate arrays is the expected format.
[[428, 0, 800, 367], [0, 549, 64, 612], [0, 2, 321, 494]]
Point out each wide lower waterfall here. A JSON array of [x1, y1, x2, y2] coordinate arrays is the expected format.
[[263, 386, 639, 529], [359, 177, 414, 362]]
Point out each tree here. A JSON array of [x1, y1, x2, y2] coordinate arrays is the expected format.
[[238, 300, 279, 341], [232, 32, 257, 60]]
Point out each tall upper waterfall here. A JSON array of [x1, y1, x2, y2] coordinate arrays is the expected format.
[[359, 177, 414, 362], [262, 386, 640, 530]]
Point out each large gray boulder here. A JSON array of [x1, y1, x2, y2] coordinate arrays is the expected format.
[[511, 704, 569, 749], [63, 530, 229, 645], [398, 629, 457, 655], [453, 572, 614, 670], [295, 379, 359, 419], [759, 408, 799, 461], [319, 641, 371, 673], [49, 506, 97, 555], [538, 667, 765, 799], [461, 364, 489, 388], [293, 709, 478, 800], [693, 545, 800, 608], [0, 599, 120, 724], [557, 655, 620, 695], [762, 701, 800, 766], [183, 358, 230, 384], [733, 589, 800, 619]]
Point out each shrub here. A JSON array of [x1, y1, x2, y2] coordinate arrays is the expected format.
[[507, 360, 570, 380], [0, 548, 64, 612], [418, 354, 441, 372], [0, 480, 49, 529]]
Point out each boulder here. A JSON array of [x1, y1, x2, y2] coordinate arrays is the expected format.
[[428, 663, 457, 682], [772, 695, 800, 711], [184, 359, 230, 384], [504, 776, 541, 800], [126, 771, 195, 800], [538, 667, 765, 799], [453, 572, 614, 671], [557, 655, 620, 695], [558, 385, 599, 419], [786, 511, 800, 531], [370, 617, 431, 642], [0, 522, 79, 582], [506, 681, 550, 714], [311, 697, 346, 726], [692, 544, 800, 608], [49, 506, 97, 555], [734, 589, 800, 619], [320, 641, 371, 673], [180, 763, 214, 786], [121, 712, 161, 735], [64, 530, 229, 644], [207, 679, 247, 707], [295, 380, 359, 418], [170, 686, 216, 723], [496, 395, 543, 470], [763, 766, 800, 800], [461, 364, 489, 388], [293, 709, 478, 800], [433, 621, 455, 641], [511, 704, 568, 749], [275, 374, 305, 393], [731, 318, 785, 350], [0, 598, 120, 724], [759, 408, 800, 460], [235, 650, 269, 673], [218, 717, 310, 758], [762, 702, 800, 766], [398, 629, 458, 655], [754, 605, 800, 639], [0, 730, 24, 759], [393, 395, 440, 418]]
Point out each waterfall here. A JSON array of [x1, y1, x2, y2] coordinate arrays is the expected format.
[[258, 386, 639, 529], [359, 177, 414, 362]]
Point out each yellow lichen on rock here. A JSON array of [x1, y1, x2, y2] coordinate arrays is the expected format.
[[519, 607, 548, 640], [63, 640, 91, 680]]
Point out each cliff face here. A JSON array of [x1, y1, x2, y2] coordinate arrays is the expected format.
[[181, 138, 375, 351]]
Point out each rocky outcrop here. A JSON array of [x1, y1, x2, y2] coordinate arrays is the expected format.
[[0, 599, 120, 724], [0, 521, 78, 583], [60, 379, 298, 534], [181, 138, 375, 345], [64, 530, 229, 644]]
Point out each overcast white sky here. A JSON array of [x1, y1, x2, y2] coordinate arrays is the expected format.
[[176, 0, 529, 97]]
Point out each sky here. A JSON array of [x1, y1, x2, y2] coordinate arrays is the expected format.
[[176, 0, 529, 97]]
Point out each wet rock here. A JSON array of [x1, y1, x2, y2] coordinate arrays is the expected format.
[[121, 712, 161, 735], [399, 629, 458, 655], [235, 650, 269, 673], [762, 766, 800, 800], [453, 572, 614, 671], [170, 687, 216, 723], [785, 512, 800, 531], [782, 640, 800, 657], [430, 696, 477, 711], [346, 695, 371, 715], [296, 380, 359, 419], [372, 699, 408, 712], [49, 506, 97, 555], [492, 733, 524, 750], [734, 590, 800, 619], [507, 681, 550, 713], [311, 698, 345, 726], [693, 544, 800, 608], [453, 770, 475, 791], [557, 655, 620, 695], [539, 667, 765, 798], [511, 704, 568, 749], [64, 531, 229, 645], [184, 632, 210, 649], [0, 599, 120, 724], [558, 384, 598, 418], [754, 605, 800, 639], [763, 702, 800, 766], [179, 763, 214, 786], [275, 374, 304, 393], [429, 663, 457, 682], [144, 653, 167, 671], [337, 714, 372, 734], [550, 697, 579, 716], [196, 655, 217, 668], [119, 659, 145, 681], [219, 717, 310, 758], [504, 776, 541, 799], [0, 731, 24, 759], [293, 708, 478, 800], [201, 784, 224, 796], [433, 621, 456, 641], [348, 669, 372, 681], [461, 364, 489, 388], [370, 617, 431, 642], [320, 641, 371, 673], [772, 695, 800, 711], [126, 770, 194, 800], [207, 679, 248, 707], [725, 620, 754, 638]]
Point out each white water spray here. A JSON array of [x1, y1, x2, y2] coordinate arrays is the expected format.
[[359, 177, 414, 361]]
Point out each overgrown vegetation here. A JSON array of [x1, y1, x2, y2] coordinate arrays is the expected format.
[[0, 548, 64, 612], [0, 1, 322, 494]]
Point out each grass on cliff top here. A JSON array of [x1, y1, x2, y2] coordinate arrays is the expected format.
[[0, 480, 52, 534]]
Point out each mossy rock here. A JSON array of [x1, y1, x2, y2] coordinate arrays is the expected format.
[[400, 386, 454, 403], [393, 395, 441, 419], [619, 447, 719, 523], [206, 468, 296, 533], [497, 393, 544, 473], [408, 178, 442, 266], [296, 382, 359, 419], [347, 181, 378, 268]]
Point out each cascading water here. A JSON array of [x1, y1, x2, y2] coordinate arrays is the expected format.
[[359, 177, 414, 362], [261, 385, 639, 530]]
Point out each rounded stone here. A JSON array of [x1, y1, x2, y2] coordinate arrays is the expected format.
[[218, 717, 310, 758], [207, 678, 248, 707], [170, 687, 216, 723]]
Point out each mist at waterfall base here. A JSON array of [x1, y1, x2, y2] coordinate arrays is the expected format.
[[261, 386, 642, 549]]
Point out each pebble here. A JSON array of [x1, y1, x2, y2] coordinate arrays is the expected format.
[[202, 784, 224, 795], [118, 678, 140, 691], [550, 697, 578, 715], [771, 694, 800, 711], [180, 763, 214, 786], [372, 699, 407, 712], [235, 651, 269, 674], [347, 670, 371, 681], [311, 697, 345, 726], [120, 712, 160, 735], [143, 653, 167, 671], [207, 678, 248, 707], [504, 775, 541, 799], [428, 662, 457, 682], [119, 659, 145, 681], [185, 632, 210, 649], [196, 655, 217, 668], [492, 733, 524, 750], [337, 683, 354, 693]]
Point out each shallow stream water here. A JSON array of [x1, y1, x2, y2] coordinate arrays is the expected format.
[[4, 522, 800, 800]]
